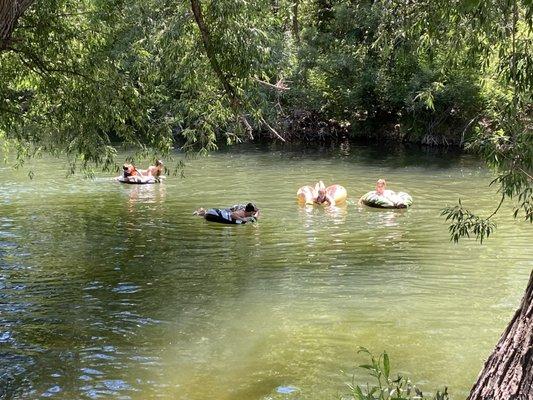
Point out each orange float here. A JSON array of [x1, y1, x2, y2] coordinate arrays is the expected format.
[[325, 184, 347, 204], [296, 185, 316, 205], [296, 184, 347, 205]]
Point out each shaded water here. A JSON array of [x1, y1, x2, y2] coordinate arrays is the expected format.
[[0, 144, 531, 399]]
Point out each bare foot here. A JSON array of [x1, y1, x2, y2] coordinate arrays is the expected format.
[[193, 208, 206, 216]]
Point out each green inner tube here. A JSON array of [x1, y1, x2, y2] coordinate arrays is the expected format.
[[360, 190, 413, 209]]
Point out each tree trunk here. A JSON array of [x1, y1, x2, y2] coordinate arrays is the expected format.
[[468, 270, 533, 400], [189, 0, 253, 137], [0, 0, 34, 50], [291, 0, 299, 43]]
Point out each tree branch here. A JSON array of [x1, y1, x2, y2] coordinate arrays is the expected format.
[[260, 117, 285, 142], [190, 0, 253, 139], [486, 194, 505, 220], [255, 77, 290, 91], [8, 44, 96, 82]]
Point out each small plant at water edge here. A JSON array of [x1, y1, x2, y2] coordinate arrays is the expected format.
[[344, 347, 449, 400]]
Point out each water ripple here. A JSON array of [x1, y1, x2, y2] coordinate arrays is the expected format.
[[0, 147, 531, 399]]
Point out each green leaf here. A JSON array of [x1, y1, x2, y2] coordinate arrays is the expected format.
[[354, 386, 365, 400], [383, 352, 390, 380], [357, 346, 372, 356]]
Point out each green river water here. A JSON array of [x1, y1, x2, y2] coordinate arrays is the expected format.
[[0, 144, 531, 399]]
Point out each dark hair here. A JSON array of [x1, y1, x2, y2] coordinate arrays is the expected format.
[[245, 203, 257, 212], [155, 160, 163, 167], [123, 164, 129, 170]]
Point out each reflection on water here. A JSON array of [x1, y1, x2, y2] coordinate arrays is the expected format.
[[0, 144, 531, 399], [298, 203, 348, 227], [127, 183, 167, 206]]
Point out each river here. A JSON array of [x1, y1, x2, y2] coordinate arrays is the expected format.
[[0, 143, 531, 399]]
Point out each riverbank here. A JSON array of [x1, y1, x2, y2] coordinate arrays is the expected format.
[[254, 109, 475, 147]]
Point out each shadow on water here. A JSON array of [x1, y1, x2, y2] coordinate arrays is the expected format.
[[214, 141, 471, 170]]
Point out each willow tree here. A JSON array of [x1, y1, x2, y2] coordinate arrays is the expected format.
[[0, 0, 34, 50], [0, 0, 291, 168], [0, 0, 181, 168], [186, 0, 294, 146], [423, 1, 532, 398]]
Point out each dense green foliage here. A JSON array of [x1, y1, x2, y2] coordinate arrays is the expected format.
[[1, 1, 531, 154], [1, 0, 288, 163]]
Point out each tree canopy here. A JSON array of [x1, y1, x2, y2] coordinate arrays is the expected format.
[[1, 1, 529, 148]]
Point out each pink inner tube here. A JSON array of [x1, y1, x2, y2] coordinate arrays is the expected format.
[[296, 184, 347, 204], [326, 184, 347, 204], [296, 185, 315, 204]]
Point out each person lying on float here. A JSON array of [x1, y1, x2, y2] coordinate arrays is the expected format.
[[194, 203, 260, 224]]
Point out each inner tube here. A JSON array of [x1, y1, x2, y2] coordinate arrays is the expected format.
[[326, 184, 347, 204], [116, 176, 156, 185], [296, 184, 347, 205], [204, 214, 253, 224], [203, 208, 256, 225], [296, 185, 315, 205], [360, 190, 412, 209]]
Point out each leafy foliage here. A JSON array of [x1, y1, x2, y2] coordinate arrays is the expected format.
[[345, 348, 449, 400], [441, 102, 532, 242], [441, 199, 498, 244], [0, 0, 291, 166]]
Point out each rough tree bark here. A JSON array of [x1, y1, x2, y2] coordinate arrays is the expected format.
[[468, 270, 532, 400], [189, 0, 253, 137], [0, 0, 34, 51]]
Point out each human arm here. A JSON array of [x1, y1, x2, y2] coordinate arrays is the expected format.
[[230, 210, 246, 222], [230, 210, 257, 223], [325, 194, 336, 207]]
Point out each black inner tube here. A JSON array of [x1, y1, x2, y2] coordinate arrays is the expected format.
[[204, 213, 242, 224], [119, 180, 156, 185]]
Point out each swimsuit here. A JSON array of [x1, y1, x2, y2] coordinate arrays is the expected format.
[[315, 195, 327, 204]]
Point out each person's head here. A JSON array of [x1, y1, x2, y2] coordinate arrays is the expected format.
[[155, 160, 163, 167], [245, 202, 258, 215], [318, 187, 326, 197], [376, 179, 386, 194], [123, 164, 129, 171]]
